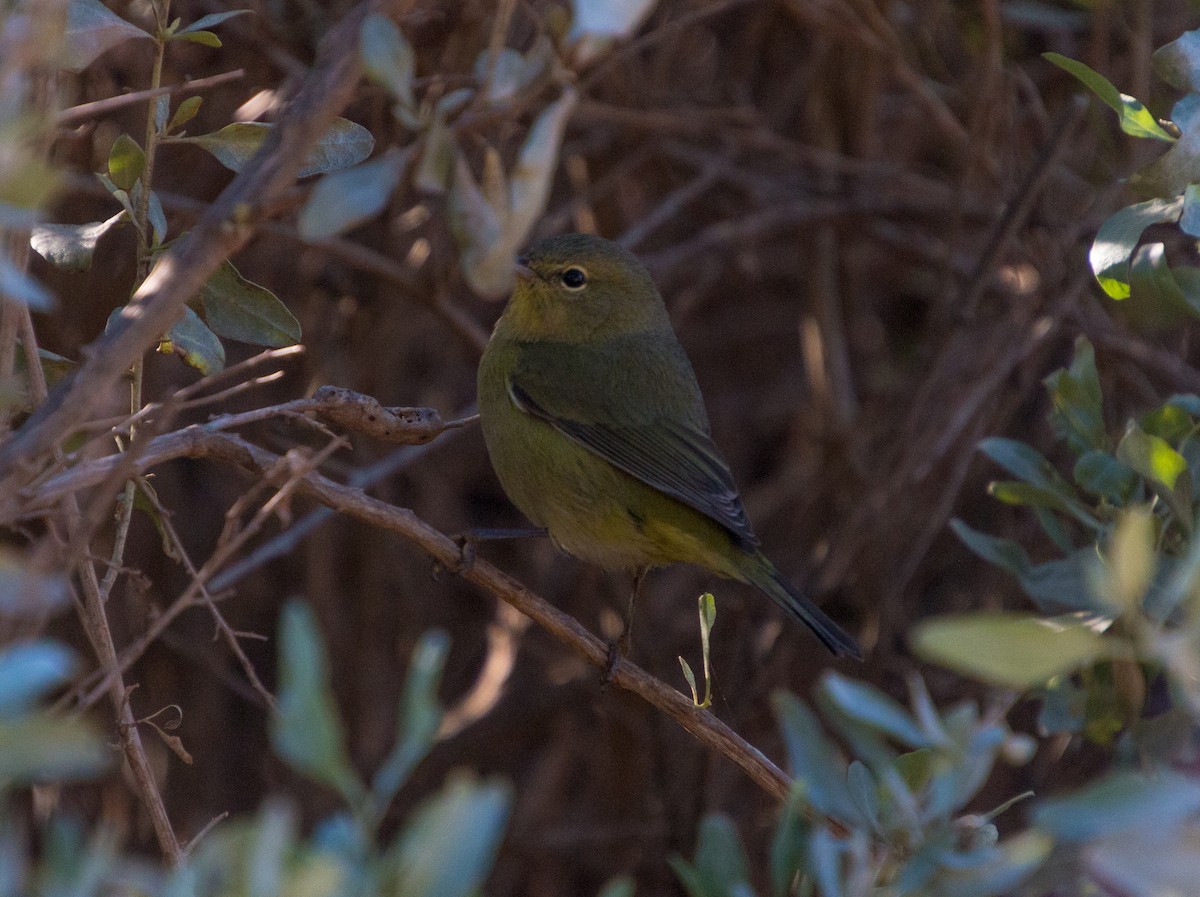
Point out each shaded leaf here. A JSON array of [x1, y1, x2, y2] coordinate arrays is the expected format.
[[769, 788, 810, 897], [361, 14, 415, 110], [1085, 824, 1200, 897], [507, 88, 577, 244], [167, 96, 203, 135], [198, 261, 300, 347], [62, 0, 152, 72], [372, 630, 448, 804], [178, 119, 373, 177], [0, 550, 70, 617], [30, 212, 125, 271], [771, 692, 860, 824], [297, 149, 406, 240], [568, 0, 659, 65], [670, 815, 751, 897], [1035, 769, 1200, 842], [172, 30, 220, 47], [820, 672, 930, 749], [912, 612, 1114, 690], [1074, 450, 1137, 503], [0, 258, 54, 310], [1044, 336, 1105, 453], [0, 642, 76, 718], [176, 9, 252, 34], [160, 306, 225, 374], [929, 832, 1052, 897], [271, 602, 363, 804], [0, 715, 110, 782], [390, 776, 511, 897], [414, 111, 457, 195]]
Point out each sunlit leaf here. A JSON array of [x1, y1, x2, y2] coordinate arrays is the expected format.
[[1089, 198, 1183, 299], [1132, 94, 1200, 196], [1102, 508, 1156, 611], [161, 306, 225, 375], [30, 212, 125, 271], [297, 149, 406, 240], [62, 0, 152, 72], [1116, 422, 1188, 491], [1044, 52, 1175, 142]]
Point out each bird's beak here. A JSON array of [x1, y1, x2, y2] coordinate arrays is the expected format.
[[514, 257, 536, 281]]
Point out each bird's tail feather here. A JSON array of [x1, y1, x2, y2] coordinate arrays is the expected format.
[[748, 557, 862, 660]]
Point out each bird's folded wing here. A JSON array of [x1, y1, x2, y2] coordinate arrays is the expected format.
[[508, 367, 759, 551]]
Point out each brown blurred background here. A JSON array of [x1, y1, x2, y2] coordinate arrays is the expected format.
[[30, 0, 1200, 893]]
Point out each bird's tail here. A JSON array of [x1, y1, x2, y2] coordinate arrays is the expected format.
[[742, 554, 862, 660]]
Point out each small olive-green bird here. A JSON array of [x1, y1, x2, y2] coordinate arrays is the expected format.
[[477, 233, 861, 659]]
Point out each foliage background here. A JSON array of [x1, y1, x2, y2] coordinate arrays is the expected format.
[[8, 0, 1200, 893]]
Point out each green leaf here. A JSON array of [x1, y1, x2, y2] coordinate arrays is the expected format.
[[1101, 508, 1156, 611], [771, 692, 860, 824], [1044, 336, 1106, 453], [819, 672, 930, 748], [1043, 52, 1175, 142], [670, 815, 751, 897], [912, 612, 1114, 690], [1129, 243, 1200, 321], [271, 602, 363, 804], [978, 438, 1085, 517], [1153, 28, 1200, 92], [172, 30, 221, 47], [389, 776, 511, 897], [178, 119, 373, 177], [167, 96, 203, 134], [0, 642, 76, 718], [1089, 198, 1183, 300], [361, 14, 415, 109], [1074, 450, 1137, 503], [177, 9, 252, 34], [372, 630, 448, 805], [160, 306, 225, 374], [30, 212, 125, 271], [1132, 94, 1200, 197], [107, 134, 145, 191], [198, 260, 301, 347], [928, 831, 1052, 897], [297, 149, 406, 240], [0, 550, 70, 617], [0, 715, 110, 782], [147, 189, 167, 247], [1035, 769, 1200, 842], [0, 258, 54, 310], [1116, 421, 1188, 491], [62, 0, 152, 72], [845, 761, 882, 835], [769, 788, 810, 897], [1181, 184, 1200, 238]]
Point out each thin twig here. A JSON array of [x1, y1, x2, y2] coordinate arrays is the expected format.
[[55, 70, 246, 126]]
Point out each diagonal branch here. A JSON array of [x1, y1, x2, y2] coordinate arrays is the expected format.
[[0, 0, 378, 484]]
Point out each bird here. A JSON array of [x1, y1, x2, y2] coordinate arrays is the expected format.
[[475, 233, 861, 660]]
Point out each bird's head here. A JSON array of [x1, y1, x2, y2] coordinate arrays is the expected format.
[[497, 233, 672, 342]]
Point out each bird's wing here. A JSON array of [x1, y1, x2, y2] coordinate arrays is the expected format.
[[508, 337, 759, 549]]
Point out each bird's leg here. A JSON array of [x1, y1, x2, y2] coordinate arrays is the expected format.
[[604, 568, 647, 682], [445, 526, 548, 575]]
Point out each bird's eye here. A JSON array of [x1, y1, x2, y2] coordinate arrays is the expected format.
[[560, 267, 588, 290]]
